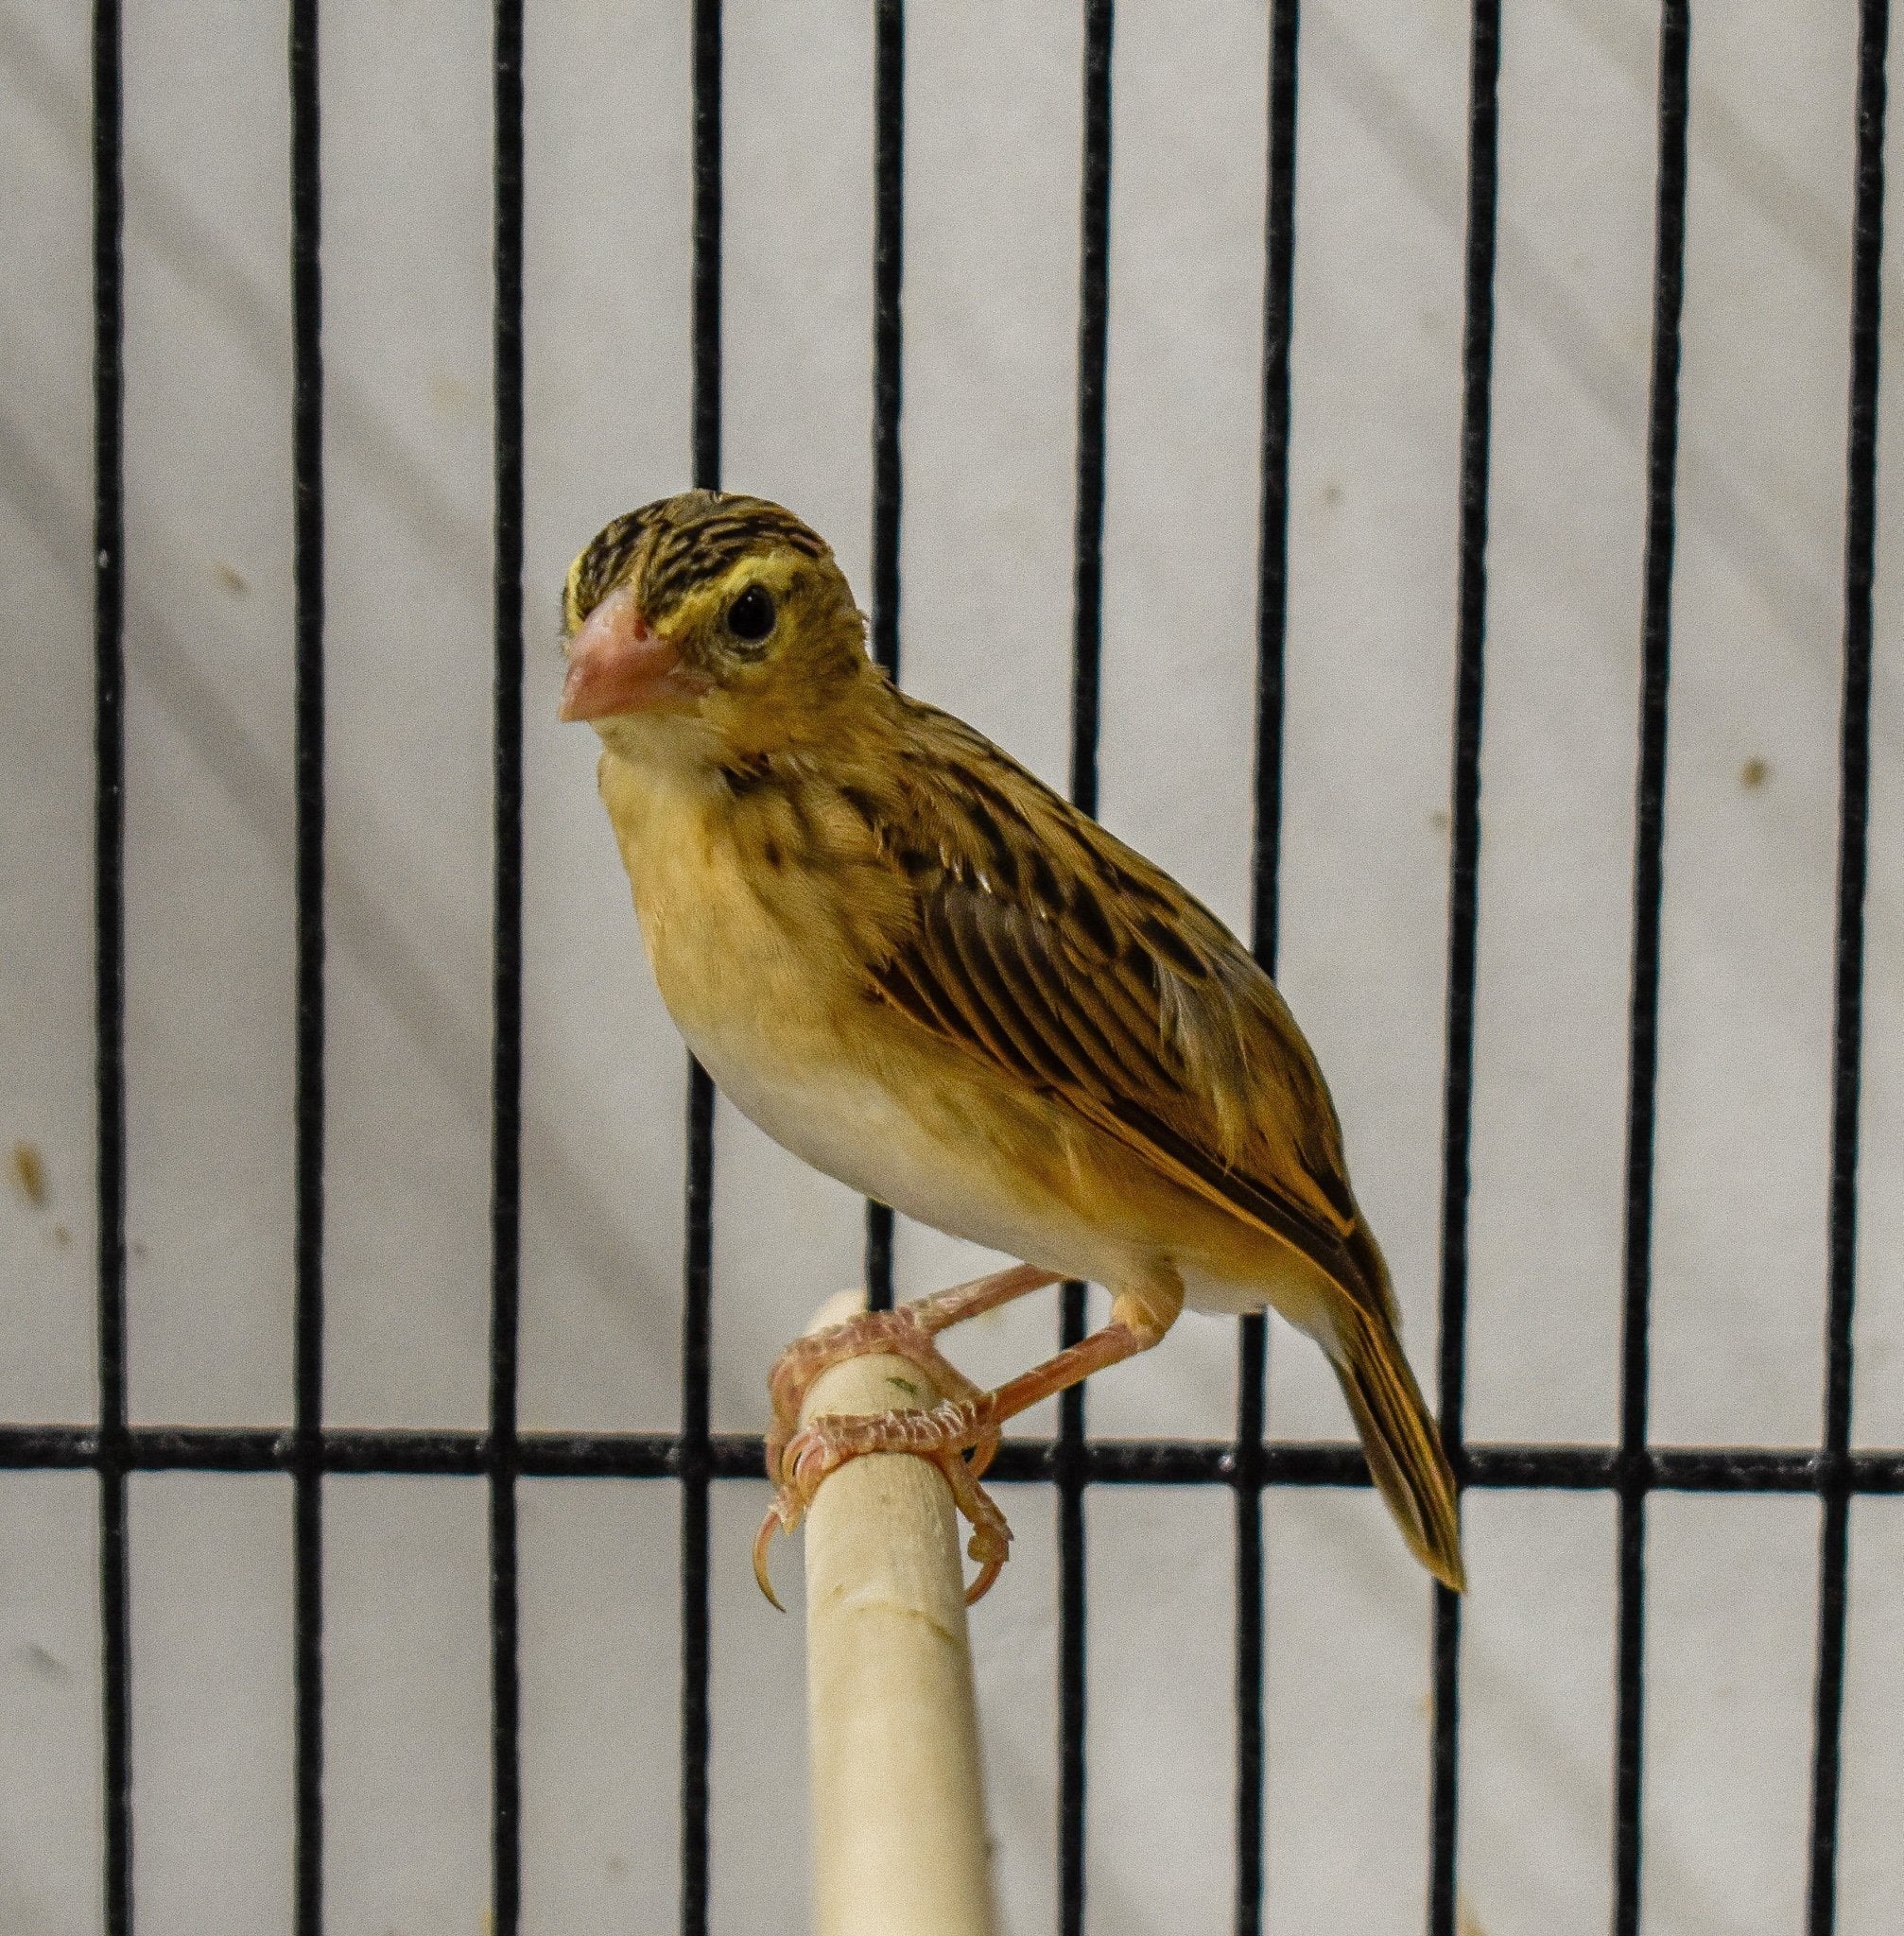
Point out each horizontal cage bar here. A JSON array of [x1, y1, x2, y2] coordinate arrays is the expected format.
[[5, 1425, 1898, 1494]]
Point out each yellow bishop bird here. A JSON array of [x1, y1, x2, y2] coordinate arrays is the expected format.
[[559, 490, 1463, 1605]]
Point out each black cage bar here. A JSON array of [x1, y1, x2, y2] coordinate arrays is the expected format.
[[13, 1, 1892, 1933]]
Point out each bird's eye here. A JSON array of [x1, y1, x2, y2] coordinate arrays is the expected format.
[[726, 583, 776, 645]]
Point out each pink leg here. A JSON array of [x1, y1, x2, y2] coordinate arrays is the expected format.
[[907, 1262, 1063, 1334]]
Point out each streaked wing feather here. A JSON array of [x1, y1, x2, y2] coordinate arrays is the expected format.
[[859, 701, 1386, 1315]]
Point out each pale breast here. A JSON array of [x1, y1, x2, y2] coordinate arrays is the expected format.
[[598, 744, 795, 1028]]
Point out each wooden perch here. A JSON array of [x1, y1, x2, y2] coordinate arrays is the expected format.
[[800, 1289, 997, 1936]]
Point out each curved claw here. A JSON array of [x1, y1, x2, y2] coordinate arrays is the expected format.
[[753, 1419, 872, 1613], [964, 1427, 1003, 1483], [753, 1422, 850, 1612], [926, 1446, 1013, 1604], [962, 1521, 1011, 1604], [963, 1523, 1010, 1605], [753, 1498, 795, 1612]]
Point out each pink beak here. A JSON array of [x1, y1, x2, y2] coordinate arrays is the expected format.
[[558, 585, 701, 721]]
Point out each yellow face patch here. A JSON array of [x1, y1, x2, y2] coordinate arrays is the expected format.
[[663, 551, 806, 653]]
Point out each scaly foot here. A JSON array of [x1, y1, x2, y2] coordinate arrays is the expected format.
[[753, 1307, 1009, 1608]]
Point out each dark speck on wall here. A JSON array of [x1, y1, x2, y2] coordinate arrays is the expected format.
[[17, 1642, 72, 1685], [9, 1141, 46, 1207]]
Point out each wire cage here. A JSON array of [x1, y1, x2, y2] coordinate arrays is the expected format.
[[1, 2, 1896, 1933]]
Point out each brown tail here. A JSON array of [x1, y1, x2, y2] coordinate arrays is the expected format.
[[1329, 1304, 1466, 1591]]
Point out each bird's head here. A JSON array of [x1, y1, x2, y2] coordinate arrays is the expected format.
[[558, 491, 871, 762]]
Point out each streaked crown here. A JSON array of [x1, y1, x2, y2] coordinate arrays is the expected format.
[[563, 491, 833, 635]]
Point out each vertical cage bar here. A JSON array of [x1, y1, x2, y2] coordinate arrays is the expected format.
[[1055, 1260, 1089, 1936], [1250, 11, 1300, 973], [690, 3, 722, 490], [680, 1079, 715, 1936], [1236, 4, 1301, 1929], [288, 2, 328, 1930], [1231, 1317, 1267, 1936], [1068, 0, 1113, 831], [1806, 8, 1889, 1932], [1061, 6, 1114, 1930], [1614, 9, 1690, 1934], [1428, 7, 1500, 1932], [488, 4, 527, 1932], [681, 7, 722, 1931], [91, 3, 131, 1930], [864, 0, 904, 1314]]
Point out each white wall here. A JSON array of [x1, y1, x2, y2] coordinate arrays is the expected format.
[[2, 2, 1898, 1932]]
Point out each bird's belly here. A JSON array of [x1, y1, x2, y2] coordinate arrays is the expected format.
[[681, 1013, 1128, 1285], [702, 1004, 1314, 1322], [682, 1003, 1301, 1319]]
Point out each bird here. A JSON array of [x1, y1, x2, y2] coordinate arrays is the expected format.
[[558, 489, 1464, 1604]]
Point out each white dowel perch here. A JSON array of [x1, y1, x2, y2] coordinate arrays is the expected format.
[[800, 1288, 997, 1936]]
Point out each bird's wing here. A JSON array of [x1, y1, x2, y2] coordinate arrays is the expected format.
[[854, 701, 1392, 1321]]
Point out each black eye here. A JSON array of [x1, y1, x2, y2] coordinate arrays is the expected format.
[[726, 583, 776, 644]]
